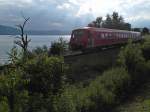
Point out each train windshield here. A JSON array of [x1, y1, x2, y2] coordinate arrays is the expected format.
[[72, 30, 84, 38]]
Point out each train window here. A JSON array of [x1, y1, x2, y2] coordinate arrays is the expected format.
[[124, 34, 125, 38], [97, 33, 101, 38], [115, 33, 118, 38], [108, 33, 112, 38], [109, 33, 112, 37], [116, 33, 118, 38], [105, 33, 108, 38], [117, 33, 119, 38], [121, 34, 123, 38], [120, 33, 121, 38], [118, 33, 120, 38], [101, 33, 104, 38]]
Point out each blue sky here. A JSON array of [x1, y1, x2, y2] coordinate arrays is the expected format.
[[0, 0, 150, 31]]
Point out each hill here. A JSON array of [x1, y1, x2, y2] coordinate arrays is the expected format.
[[0, 25, 71, 35], [0, 25, 19, 35]]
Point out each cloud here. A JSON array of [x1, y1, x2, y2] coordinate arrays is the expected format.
[[0, 0, 150, 30], [57, 3, 71, 10]]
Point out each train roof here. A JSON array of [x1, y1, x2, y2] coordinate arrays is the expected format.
[[73, 27, 140, 34]]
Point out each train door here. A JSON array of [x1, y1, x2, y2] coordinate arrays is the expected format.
[[87, 31, 94, 48]]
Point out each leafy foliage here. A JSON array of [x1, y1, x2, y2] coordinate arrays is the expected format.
[[142, 37, 150, 60], [24, 55, 66, 95], [142, 27, 149, 35], [118, 40, 144, 69], [88, 12, 131, 30], [1, 33, 150, 112], [50, 37, 68, 56], [53, 67, 130, 112], [0, 69, 29, 112], [7, 46, 23, 66]]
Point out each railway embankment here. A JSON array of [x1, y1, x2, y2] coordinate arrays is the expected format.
[[64, 47, 121, 83]]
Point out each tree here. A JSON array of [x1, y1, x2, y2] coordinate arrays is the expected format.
[[88, 12, 131, 30], [103, 14, 112, 28], [142, 27, 149, 35], [132, 28, 141, 32], [96, 17, 103, 28], [14, 15, 31, 56]]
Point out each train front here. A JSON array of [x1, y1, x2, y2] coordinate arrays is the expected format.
[[69, 29, 87, 50]]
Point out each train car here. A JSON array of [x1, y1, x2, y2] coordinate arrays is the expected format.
[[69, 27, 142, 50]]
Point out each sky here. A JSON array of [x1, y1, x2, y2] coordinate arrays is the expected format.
[[0, 0, 150, 31]]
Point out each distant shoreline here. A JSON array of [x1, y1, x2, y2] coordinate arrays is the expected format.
[[0, 34, 70, 36]]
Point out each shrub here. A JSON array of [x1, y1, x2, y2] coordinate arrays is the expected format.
[[23, 55, 66, 95], [0, 97, 9, 112], [142, 38, 150, 60], [117, 40, 144, 69], [28, 45, 49, 59], [53, 89, 77, 112], [50, 37, 68, 56], [53, 67, 130, 112], [88, 67, 130, 111], [0, 70, 29, 112]]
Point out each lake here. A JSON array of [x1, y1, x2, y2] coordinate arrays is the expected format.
[[0, 35, 70, 64]]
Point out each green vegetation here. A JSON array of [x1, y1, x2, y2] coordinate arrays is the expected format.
[[88, 12, 131, 30], [50, 37, 68, 56], [0, 35, 150, 112]]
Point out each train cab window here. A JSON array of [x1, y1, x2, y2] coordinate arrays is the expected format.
[[72, 30, 84, 38]]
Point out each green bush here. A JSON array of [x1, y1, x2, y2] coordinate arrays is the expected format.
[[53, 67, 130, 112], [142, 38, 150, 60], [0, 97, 9, 112], [50, 37, 68, 56], [53, 89, 77, 112], [23, 55, 66, 95], [88, 67, 130, 111], [117, 40, 150, 86], [28, 45, 49, 59], [0, 70, 29, 112], [117, 40, 144, 70]]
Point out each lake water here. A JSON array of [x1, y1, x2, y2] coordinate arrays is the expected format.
[[0, 35, 70, 64]]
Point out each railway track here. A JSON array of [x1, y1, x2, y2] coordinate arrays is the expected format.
[[64, 45, 121, 58]]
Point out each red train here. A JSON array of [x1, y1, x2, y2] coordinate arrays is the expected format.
[[69, 27, 142, 50]]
